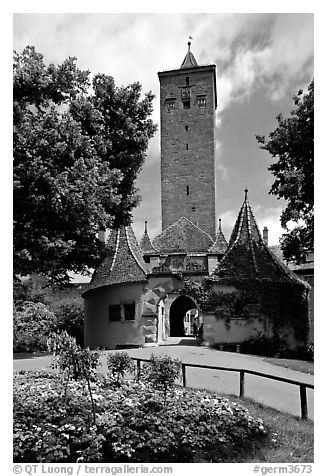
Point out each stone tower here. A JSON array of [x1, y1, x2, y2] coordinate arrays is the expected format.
[[158, 41, 217, 239]]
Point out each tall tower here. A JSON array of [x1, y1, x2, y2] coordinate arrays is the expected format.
[[158, 41, 217, 239]]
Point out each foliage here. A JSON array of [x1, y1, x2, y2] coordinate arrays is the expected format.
[[13, 371, 268, 463], [14, 46, 157, 284], [256, 80, 314, 263], [47, 331, 101, 423], [141, 355, 182, 406], [13, 302, 57, 352], [181, 278, 310, 346], [106, 352, 135, 384], [55, 300, 84, 347]]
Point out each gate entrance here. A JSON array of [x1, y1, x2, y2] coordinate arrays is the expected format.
[[169, 295, 197, 337]]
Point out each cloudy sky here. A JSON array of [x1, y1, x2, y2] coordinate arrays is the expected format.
[[13, 12, 314, 246]]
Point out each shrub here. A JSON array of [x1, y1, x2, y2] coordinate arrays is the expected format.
[[48, 331, 101, 423], [106, 352, 135, 384], [141, 355, 182, 406], [13, 371, 268, 463], [13, 302, 57, 352], [54, 300, 84, 347]]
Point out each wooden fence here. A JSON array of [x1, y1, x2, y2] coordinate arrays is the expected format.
[[133, 357, 314, 420]]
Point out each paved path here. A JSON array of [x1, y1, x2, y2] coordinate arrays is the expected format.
[[13, 339, 314, 420]]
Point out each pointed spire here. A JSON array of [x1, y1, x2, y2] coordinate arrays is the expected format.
[[140, 221, 159, 256], [208, 190, 307, 284], [208, 218, 228, 254], [180, 41, 198, 69]]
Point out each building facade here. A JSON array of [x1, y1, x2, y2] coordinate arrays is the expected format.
[[82, 43, 310, 351]]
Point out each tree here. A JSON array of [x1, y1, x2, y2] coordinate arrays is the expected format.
[[256, 79, 313, 263], [14, 46, 157, 284]]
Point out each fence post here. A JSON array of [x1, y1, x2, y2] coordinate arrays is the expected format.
[[300, 384, 308, 420], [182, 364, 186, 387], [136, 359, 141, 382], [239, 370, 245, 398]]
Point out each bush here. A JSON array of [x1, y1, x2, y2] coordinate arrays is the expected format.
[[54, 300, 84, 347], [106, 352, 135, 384], [141, 355, 182, 405], [13, 302, 57, 352], [13, 371, 268, 463]]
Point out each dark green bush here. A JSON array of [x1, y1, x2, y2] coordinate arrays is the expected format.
[[54, 300, 84, 347], [13, 302, 57, 352], [13, 371, 268, 463], [106, 352, 135, 384]]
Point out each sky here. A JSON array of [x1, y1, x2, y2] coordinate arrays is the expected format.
[[13, 12, 314, 246]]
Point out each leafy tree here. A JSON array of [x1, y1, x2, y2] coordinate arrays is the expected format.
[[256, 79, 313, 263], [14, 46, 157, 284]]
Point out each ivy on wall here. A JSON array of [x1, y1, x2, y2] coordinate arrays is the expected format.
[[179, 277, 310, 344]]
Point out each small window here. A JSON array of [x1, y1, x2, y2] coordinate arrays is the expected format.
[[124, 303, 135, 321], [144, 256, 150, 263], [165, 99, 175, 112], [109, 304, 121, 322], [186, 77, 189, 86], [197, 95, 206, 107], [183, 101, 190, 109], [186, 143, 188, 150], [191, 206, 196, 212], [186, 185, 189, 195], [185, 125, 189, 131]]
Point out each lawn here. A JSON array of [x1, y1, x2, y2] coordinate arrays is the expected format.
[[223, 395, 314, 463], [264, 358, 314, 375]]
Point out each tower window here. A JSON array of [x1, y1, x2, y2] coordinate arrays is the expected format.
[[186, 76, 189, 86], [191, 207, 196, 212], [186, 185, 189, 195], [165, 98, 176, 112], [185, 125, 189, 131], [197, 95, 206, 107], [186, 143, 188, 150], [183, 101, 190, 109]]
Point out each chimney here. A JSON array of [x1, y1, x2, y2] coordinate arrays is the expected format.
[[263, 226, 268, 246]]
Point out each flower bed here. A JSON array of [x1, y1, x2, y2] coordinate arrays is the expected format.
[[14, 370, 268, 463]]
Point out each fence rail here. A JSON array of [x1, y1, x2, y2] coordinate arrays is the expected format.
[[132, 357, 313, 420]]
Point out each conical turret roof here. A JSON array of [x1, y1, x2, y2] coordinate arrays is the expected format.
[[209, 189, 307, 285], [180, 41, 198, 68], [208, 219, 228, 254], [82, 226, 148, 295]]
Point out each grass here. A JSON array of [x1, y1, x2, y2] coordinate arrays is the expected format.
[[264, 358, 314, 375], [222, 394, 314, 463]]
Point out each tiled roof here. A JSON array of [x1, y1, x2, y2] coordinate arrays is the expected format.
[[269, 245, 314, 273], [82, 226, 148, 295], [180, 42, 198, 68], [153, 217, 214, 254], [139, 222, 159, 255], [209, 190, 308, 286], [208, 219, 228, 254]]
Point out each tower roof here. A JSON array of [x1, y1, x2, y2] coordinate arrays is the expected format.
[[82, 226, 148, 296], [208, 219, 228, 254], [140, 221, 160, 255], [153, 217, 214, 254], [180, 41, 198, 68], [209, 189, 308, 285]]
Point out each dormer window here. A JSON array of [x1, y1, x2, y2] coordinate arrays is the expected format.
[[197, 95, 206, 107]]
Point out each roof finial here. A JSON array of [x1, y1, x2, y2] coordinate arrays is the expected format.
[[218, 218, 222, 231], [244, 187, 248, 201], [144, 220, 148, 234]]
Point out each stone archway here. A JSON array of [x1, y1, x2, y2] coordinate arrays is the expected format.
[[169, 295, 197, 337]]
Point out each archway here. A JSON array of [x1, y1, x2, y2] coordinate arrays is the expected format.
[[169, 295, 197, 337]]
